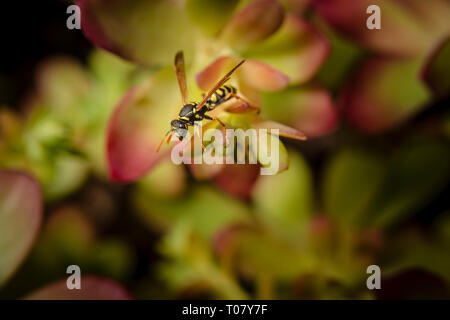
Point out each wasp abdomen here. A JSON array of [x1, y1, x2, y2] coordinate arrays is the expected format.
[[206, 85, 236, 110]]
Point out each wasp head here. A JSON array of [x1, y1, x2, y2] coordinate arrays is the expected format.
[[170, 119, 188, 140]]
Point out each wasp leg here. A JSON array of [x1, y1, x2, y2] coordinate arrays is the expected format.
[[194, 130, 207, 151], [193, 122, 207, 151], [204, 114, 230, 146], [193, 122, 201, 140], [204, 114, 227, 127], [230, 93, 260, 113]]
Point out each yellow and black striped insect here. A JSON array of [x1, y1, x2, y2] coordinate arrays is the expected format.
[[157, 51, 255, 151]]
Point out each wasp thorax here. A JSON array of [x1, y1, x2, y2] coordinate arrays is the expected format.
[[179, 103, 197, 117]]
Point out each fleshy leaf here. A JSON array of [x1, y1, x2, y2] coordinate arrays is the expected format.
[[312, 0, 450, 57], [186, 0, 240, 36], [239, 59, 289, 91], [220, 0, 285, 51], [252, 151, 313, 242], [0, 170, 42, 287], [33, 206, 95, 269], [107, 68, 181, 182], [159, 224, 249, 299], [31, 57, 90, 115], [254, 129, 289, 175], [195, 56, 234, 91], [44, 155, 89, 201], [29, 207, 134, 281], [323, 150, 385, 227], [341, 58, 430, 133], [78, 0, 196, 65], [213, 164, 261, 200], [314, 20, 364, 93], [224, 228, 313, 281], [325, 139, 450, 229], [196, 56, 289, 93], [260, 86, 338, 137], [251, 120, 307, 141], [26, 276, 132, 300], [224, 100, 261, 114], [135, 186, 250, 239], [421, 37, 450, 97], [138, 160, 187, 199], [189, 163, 225, 181], [242, 15, 329, 84]]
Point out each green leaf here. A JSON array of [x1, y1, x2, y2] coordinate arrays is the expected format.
[[31, 207, 95, 274], [260, 86, 337, 137], [31, 57, 90, 117], [220, 0, 284, 52], [135, 185, 250, 239], [252, 150, 313, 242], [242, 15, 329, 84], [313, 19, 364, 93], [342, 58, 431, 133], [138, 160, 187, 199], [186, 0, 239, 36], [79, 0, 196, 66], [235, 231, 314, 280], [107, 67, 181, 182], [158, 225, 249, 299], [89, 240, 135, 280], [323, 149, 385, 227], [252, 129, 289, 175]]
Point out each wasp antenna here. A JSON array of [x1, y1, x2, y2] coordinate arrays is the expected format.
[[156, 131, 171, 152], [156, 136, 166, 152], [166, 132, 174, 144]]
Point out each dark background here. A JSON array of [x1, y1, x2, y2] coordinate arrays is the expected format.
[[0, 1, 91, 107]]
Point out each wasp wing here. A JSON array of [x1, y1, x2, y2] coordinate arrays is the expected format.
[[174, 51, 188, 105], [196, 60, 246, 111]]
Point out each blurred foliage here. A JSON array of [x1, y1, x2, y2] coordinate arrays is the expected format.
[[0, 0, 449, 300], [0, 51, 137, 199]]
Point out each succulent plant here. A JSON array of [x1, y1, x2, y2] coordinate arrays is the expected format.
[[0, 0, 449, 300]]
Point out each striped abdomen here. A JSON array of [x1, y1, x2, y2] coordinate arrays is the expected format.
[[205, 85, 236, 110]]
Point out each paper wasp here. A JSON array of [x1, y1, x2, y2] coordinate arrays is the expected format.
[[157, 51, 257, 152]]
